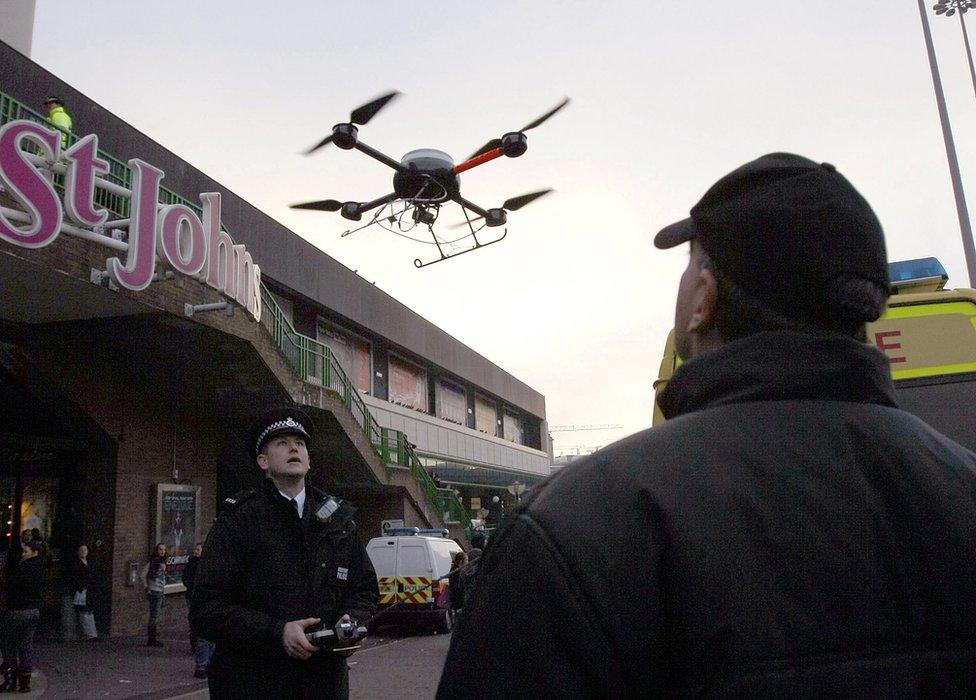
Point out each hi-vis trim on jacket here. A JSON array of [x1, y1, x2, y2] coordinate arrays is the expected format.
[[398, 576, 432, 603], [378, 576, 397, 604]]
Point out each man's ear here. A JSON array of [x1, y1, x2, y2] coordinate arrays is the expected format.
[[687, 265, 717, 334], [256, 452, 268, 473]]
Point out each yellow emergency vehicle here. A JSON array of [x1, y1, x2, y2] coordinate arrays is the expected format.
[[653, 258, 976, 452]]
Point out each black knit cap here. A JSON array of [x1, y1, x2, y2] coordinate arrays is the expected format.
[[654, 153, 890, 319], [253, 407, 313, 456]]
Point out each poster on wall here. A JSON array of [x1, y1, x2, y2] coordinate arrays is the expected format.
[[151, 484, 200, 594]]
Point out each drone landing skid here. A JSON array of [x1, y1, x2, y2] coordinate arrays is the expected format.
[[414, 228, 507, 268]]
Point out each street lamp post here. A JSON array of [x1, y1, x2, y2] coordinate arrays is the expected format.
[[918, 0, 976, 287], [934, 0, 976, 99], [506, 480, 526, 505]]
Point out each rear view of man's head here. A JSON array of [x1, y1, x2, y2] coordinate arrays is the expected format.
[[655, 152, 891, 360]]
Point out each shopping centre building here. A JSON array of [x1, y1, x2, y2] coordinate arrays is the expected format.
[[0, 39, 552, 637]]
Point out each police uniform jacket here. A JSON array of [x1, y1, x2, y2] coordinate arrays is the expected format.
[[438, 331, 976, 698], [190, 477, 378, 698]]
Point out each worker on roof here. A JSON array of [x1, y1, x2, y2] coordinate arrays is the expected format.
[[43, 96, 72, 150]]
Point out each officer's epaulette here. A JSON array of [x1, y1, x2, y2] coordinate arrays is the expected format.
[[217, 489, 257, 517]]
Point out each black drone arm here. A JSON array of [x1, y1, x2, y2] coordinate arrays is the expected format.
[[358, 192, 399, 214], [451, 194, 491, 220], [354, 141, 407, 173]]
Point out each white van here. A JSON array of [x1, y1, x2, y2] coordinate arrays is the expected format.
[[366, 528, 462, 633]]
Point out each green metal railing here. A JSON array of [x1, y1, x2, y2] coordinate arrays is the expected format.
[[0, 87, 470, 539], [260, 287, 471, 538]]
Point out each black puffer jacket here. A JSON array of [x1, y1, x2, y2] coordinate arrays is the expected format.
[[438, 331, 976, 698], [190, 478, 377, 699]]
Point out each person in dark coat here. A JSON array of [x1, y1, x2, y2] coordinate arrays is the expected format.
[[190, 407, 378, 699], [183, 543, 213, 677], [0, 537, 45, 692], [445, 551, 467, 617], [438, 153, 976, 698]]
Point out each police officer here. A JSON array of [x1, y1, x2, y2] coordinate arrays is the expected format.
[[190, 407, 378, 699]]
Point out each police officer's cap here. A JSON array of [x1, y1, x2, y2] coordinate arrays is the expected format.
[[44, 96, 63, 106], [253, 407, 313, 456]]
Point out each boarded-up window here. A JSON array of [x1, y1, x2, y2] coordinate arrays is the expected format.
[[503, 411, 524, 444], [318, 325, 371, 393], [475, 395, 497, 436], [389, 355, 428, 411], [435, 380, 466, 426]]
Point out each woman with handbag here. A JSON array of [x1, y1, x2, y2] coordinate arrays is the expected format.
[[70, 544, 98, 641]]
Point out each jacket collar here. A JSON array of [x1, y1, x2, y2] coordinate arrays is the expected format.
[[658, 330, 898, 420]]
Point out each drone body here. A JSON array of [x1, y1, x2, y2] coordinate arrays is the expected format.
[[395, 149, 458, 201], [291, 93, 567, 267]]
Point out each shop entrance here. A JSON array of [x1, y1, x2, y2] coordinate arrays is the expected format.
[[0, 440, 84, 639]]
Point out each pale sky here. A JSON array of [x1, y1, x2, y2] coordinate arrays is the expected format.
[[28, 1, 976, 455]]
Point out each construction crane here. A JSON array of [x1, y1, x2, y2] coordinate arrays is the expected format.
[[549, 424, 622, 432], [554, 444, 604, 456]]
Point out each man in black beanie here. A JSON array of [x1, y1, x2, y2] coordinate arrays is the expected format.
[[438, 154, 976, 697]]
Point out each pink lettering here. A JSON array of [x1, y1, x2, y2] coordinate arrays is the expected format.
[[106, 159, 162, 291], [157, 204, 207, 276], [0, 121, 62, 248], [250, 264, 263, 320], [64, 134, 109, 227], [202, 193, 237, 297]]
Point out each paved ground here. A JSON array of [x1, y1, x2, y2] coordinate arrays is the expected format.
[[25, 624, 451, 698], [33, 632, 207, 699], [349, 629, 451, 699]]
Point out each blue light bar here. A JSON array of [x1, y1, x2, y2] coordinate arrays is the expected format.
[[888, 257, 948, 283], [417, 528, 450, 537], [386, 527, 421, 536]]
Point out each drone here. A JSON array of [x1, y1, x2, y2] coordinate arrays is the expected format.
[[290, 92, 569, 268]]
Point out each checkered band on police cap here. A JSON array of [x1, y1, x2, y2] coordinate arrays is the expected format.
[[253, 407, 312, 455]]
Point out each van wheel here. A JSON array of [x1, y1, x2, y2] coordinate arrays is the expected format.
[[433, 609, 453, 634]]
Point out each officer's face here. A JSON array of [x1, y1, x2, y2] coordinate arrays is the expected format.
[[257, 434, 310, 480]]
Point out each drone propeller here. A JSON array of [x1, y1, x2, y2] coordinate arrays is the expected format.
[[449, 189, 553, 228], [501, 189, 552, 211], [303, 91, 400, 155], [289, 199, 344, 212], [468, 98, 570, 159]]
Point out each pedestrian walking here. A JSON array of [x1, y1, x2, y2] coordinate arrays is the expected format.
[[182, 543, 213, 678], [42, 96, 72, 150], [0, 536, 45, 692], [438, 153, 976, 697], [190, 407, 378, 699], [141, 542, 167, 647]]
